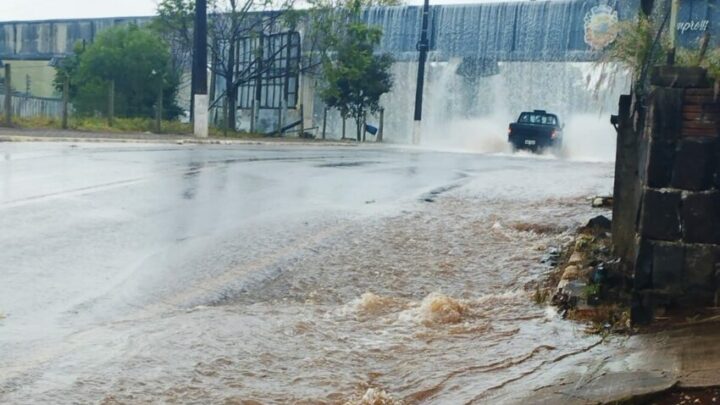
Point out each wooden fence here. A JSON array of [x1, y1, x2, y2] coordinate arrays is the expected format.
[[0, 94, 67, 119]]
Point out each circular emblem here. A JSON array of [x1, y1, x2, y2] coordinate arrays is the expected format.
[[584, 5, 619, 50]]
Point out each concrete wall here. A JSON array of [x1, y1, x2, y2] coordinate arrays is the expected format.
[[1, 60, 59, 98], [621, 67, 720, 324], [0, 17, 151, 60]]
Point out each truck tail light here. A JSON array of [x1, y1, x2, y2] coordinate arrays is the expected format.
[[551, 130, 558, 139]]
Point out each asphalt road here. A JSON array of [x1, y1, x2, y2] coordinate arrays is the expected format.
[[0, 142, 616, 403]]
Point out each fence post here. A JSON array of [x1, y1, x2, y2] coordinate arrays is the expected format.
[[322, 107, 327, 140], [250, 98, 256, 133], [156, 86, 163, 133], [299, 103, 304, 138], [362, 113, 366, 142], [223, 95, 228, 136], [4, 64, 11, 127], [108, 79, 115, 127], [276, 106, 282, 136], [62, 74, 69, 129], [378, 108, 384, 142]]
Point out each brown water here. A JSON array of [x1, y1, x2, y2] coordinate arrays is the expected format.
[[2, 191, 608, 404]]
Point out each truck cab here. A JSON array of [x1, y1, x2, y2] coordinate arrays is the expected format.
[[508, 110, 563, 153]]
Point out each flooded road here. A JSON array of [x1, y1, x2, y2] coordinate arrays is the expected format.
[[0, 142, 615, 403]]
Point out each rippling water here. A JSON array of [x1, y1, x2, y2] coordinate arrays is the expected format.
[[2, 191, 608, 404]]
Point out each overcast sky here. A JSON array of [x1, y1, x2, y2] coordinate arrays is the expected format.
[[0, 0, 507, 21]]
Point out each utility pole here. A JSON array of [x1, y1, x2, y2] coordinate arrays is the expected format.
[[3, 64, 11, 127], [668, 0, 679, 65], [412, 0, 430, 145], [253, 34, 264, 134], [192, 0, 209, 137], [322, 107, 327, 140], [641, 0, 654, 16], [299, 103, 304, 138]]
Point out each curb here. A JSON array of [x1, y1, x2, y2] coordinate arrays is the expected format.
[[0, 135, 360, 147]]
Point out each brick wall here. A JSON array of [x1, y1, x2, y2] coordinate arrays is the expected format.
[[631, 67, 720, 324]]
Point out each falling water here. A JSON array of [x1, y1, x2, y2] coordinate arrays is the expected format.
[[316, 2, 635, 161]]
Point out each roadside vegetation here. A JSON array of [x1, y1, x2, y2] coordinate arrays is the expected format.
[[603, 14, 720, 81], [10, 0, 398, 139], [320, 22, 393, 142], [53, 24, 183, 120], [10, 116, 263, 138]]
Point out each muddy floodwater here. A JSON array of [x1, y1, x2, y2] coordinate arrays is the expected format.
[[0, 143, 614, 404]]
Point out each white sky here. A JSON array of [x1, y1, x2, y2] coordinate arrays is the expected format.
[[0, 0, 509, 21]]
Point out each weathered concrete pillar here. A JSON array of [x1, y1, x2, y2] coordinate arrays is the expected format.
[[611, 94, 640, 265], [193, 94, 209, 138]]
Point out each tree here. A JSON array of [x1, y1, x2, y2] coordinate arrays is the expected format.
[[601, 14, 720, 100], [150, 0, 195, 110], [304, 0, 402, 75], [155, 0, 299, 131], [151, 0, 398, 132], [320, 22, 393, 141], [208, 0, 299, 132], [151, 0, 195, 72], [55, 25, 182, 119]]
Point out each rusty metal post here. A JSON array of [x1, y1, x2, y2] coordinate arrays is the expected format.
[[322, 107, 327, 140]]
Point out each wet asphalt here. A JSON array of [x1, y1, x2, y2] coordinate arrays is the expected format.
[[0, 142, 613, 380]]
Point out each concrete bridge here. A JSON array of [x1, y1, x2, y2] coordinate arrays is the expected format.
[[2, 1, 718, 64], [0, 1, 638, 63], [0, 0, 715, 131]]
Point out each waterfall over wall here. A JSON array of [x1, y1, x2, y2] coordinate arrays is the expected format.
[[315, 1, 640, 157], [363, 0, 641, 62], [316, 60, 631, 160]]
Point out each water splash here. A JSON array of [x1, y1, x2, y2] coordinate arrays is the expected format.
[[344, 387, 404, 405], [353, 292, 405, 316], [319, 61, 629, 162], [418, 293, 469, 326]]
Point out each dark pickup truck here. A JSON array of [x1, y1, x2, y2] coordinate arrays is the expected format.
[[508, 110, 563, 153]]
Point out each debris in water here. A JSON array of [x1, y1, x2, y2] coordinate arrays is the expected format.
[[591, 196, 613, 208], [541, 246, 561, 267], [510, 222, 564, 235]]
